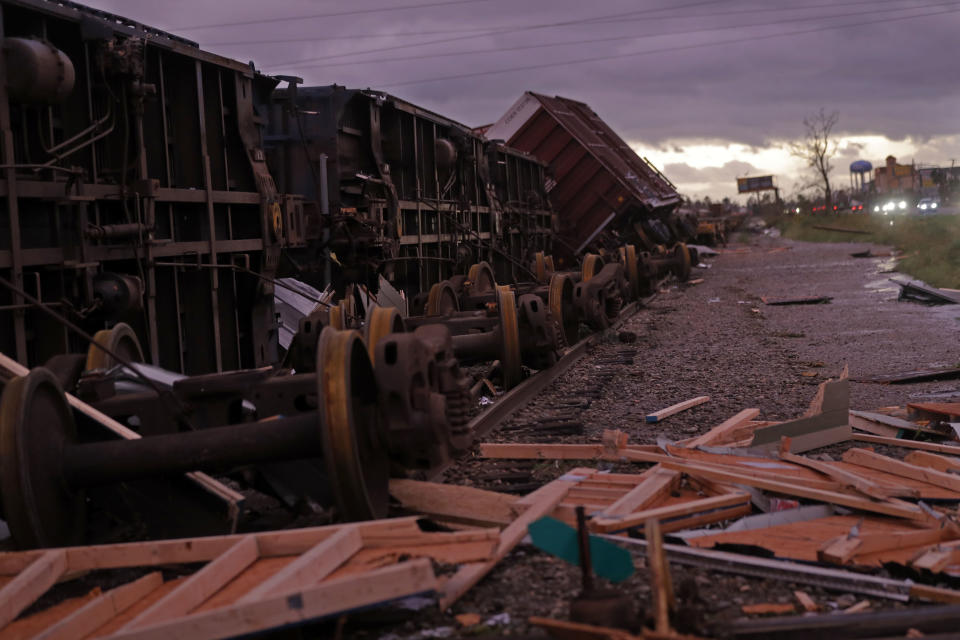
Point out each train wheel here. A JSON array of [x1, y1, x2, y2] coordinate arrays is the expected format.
[[673, 243, 692, 282], [467, 261, 496, 295], [496, 286, 522, 389], [533, 252, 549, 284], [85, 322, 144, 370], [364, 306, 405, 365], [545, 255, 555, 273], [625, 244, 641, 301], [426, 281, 460, 316], [582, 254, 603, 281], [316, 328, 389, 521], [548, 273, 579, 347], [0, 367, 85, 548]]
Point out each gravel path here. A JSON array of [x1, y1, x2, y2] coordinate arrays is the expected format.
[[353, 235, 960, 638]]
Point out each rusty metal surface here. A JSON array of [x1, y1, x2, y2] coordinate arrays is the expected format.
[[487, 92, 682, 257]]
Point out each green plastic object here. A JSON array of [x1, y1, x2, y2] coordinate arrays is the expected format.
[[528, 516, 635, 583]]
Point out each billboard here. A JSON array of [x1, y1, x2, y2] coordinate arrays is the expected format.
[[737, 175, 775, 193]]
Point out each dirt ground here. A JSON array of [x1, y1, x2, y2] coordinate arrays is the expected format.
[[363, 234, 960, 639]]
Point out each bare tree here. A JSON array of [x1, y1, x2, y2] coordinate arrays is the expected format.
[[790, 109, 839, 210]]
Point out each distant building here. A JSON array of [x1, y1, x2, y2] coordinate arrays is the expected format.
[[873, 155, 914, 194]]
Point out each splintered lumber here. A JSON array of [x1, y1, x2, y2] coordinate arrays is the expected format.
[[912, 547, 960, 573], [591, 493, 751, 533], [794, 590, 818, 612], [0, 550, 67, 629], [646, 517, 674, 633], [388, 478, 519, 526], [779, 450, 912, 500], [818, 536, 864, 565], [529, 616, 639, 640], [853, 434, 960, 456], [598, 468, 681, 517], [741, 602, 796, 615], [34, 572, 163, 640], [842, 448, 960, 494], [107, 560, 438, 640], [904, 450, 960, 474], [645, 395, 710, 423], [120, 536, 262, 630], [620, 450, 930, 521], [438, 471, 584, 608], [684, 408, 761, 448], [842, 600, 871, 614], [849, 410, 919, 436], [909, 402, 960, 420]]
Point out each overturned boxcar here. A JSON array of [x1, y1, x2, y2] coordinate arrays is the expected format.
[[486, 92, 684, 264]]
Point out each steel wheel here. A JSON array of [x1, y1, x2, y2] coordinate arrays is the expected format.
[[496, 286, 522, 389], [425, 280, 460, 316], [582, 254, 603, 281], [545, 255, 555, 273], [673, 243, 692, 282], [364, 306, 405, 365], [467, 261, 496, 295], [548, 273, 578, 347], [316, 328, 389, 521], [0, 367, 85, 548], [533, 252, 550, 284], [86, 322, 144, 370]]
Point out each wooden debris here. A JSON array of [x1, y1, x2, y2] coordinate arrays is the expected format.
[[388, 478, 519, 527], [741, 603, 796, 615], [842, 600, 871, 614], [905, 450, 960, 474], [761, 295, 832, 306], [455, 612, 483, 627], [750, 373, 851, 453], [646, 395, 710, 423], [842, 448, 960, 494], [646, 517, 675, 634], [684, 408, 761, 448], [853, 434, 960, 456], [855, 367, 960, 385], [591, 493, 751, 534], [794, 590, 818, 612]]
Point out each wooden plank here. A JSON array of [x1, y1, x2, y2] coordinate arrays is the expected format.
[[35, 572, 163, 640], [599, 468, 680, 517], [818, 536, 862, 564], [849, 410, 917, 436], [0, 518, 424, 577], [794, 590, 818, 612], [853, 434, 960, 456], [742, 603, 796, 615], [842, 448, 960, 494], [645, 395, 709, 423], [646, 518, 673, 633], [911, 547, 960, 573], [529, 616, 638, 640], [904, 450, 960, 474], [0, 550, 66, 631], [438, 472, 582, 608], [751, 377, 851, 452], [910, 583, 960, 604], [119, 536, 260, 630], [237, 527, 362, 603], [104, 559, 438, 640], [780, 451, 911, 500], [388, 479, 519, 526], [592, 493, 750, 533], [620, 450, 929, 521], [685, 408, 760, 448]]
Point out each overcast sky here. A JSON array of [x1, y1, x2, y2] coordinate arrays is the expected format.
[[79, 0, 960, 199]]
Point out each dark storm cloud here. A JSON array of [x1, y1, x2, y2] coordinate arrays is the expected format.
[[80, 0, 960, 149]]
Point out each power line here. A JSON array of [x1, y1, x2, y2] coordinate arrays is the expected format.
[[367, 5, 960, 89], [173, 0, 498, 31], [270, 0, 959, 71], [203, 0, 937, 47], [263, 0, 730, 67]]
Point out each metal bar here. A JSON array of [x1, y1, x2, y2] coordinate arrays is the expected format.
[[194, 60, 223, 372]]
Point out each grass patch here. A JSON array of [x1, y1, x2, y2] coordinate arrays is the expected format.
[[775, 214, 960, 289]]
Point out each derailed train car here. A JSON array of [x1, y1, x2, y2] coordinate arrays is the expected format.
[[486, 92, 688, 265], [265, 84, 552, 297], [0, 0, 552, 374]]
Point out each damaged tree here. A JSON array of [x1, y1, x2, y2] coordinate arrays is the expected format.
[[790, 109, 840, 211]]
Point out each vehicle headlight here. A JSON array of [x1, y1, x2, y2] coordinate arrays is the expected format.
[[899, 201, 907, 209], [920, 203, 927, 209], [932, 203, 938, 209], [873, 205, 880, 212]]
